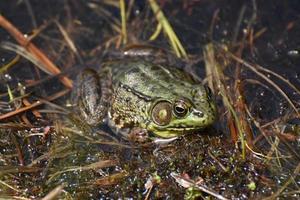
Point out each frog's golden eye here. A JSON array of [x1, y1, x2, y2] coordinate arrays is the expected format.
[[173, 100, 189, 118], [152, 101, 172, 126]]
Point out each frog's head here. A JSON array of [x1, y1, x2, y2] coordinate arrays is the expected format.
[[146, 85, 217, 138]]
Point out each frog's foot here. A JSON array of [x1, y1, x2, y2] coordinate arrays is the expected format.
[[152, 137, 179, 157], [77, 68, 109, 126], [127, 127, 150, 143]]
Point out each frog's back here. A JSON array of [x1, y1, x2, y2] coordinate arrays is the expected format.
[[103, 59, 194, 99]]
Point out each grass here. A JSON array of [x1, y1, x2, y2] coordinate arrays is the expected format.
[[148, 0, 187, 59], [120, 0, 127, 44], [204, 43, 247, 158]]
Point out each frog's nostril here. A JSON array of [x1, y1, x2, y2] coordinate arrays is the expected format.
[[193, 110, 204, 118]]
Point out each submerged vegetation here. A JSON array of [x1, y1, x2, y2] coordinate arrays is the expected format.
[[0, 0, 299, 199]]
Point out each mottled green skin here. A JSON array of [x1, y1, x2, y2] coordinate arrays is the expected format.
[[92, 59, 217, 138]]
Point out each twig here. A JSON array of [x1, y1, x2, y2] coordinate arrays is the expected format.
[[41, 185, 64, 200], [232, 4, 246, 43], [0, 55, 20, 73], [208, 150, 228, 172], [54, 20, 83, 64], [0, 89, 70, 120], [11, 133, 24, 166], [0, 179, 20, 192], [171, 172, 229, 200], [46, 160, 118, 184], [0, 15, 72, 88], [1, 42, 53, 75], [0, 166, 43, 175], [22, 98, 42, 118]]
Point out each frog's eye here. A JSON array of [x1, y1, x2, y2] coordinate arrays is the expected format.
[[152, 101, 172, 126], [173, 100, 189, 118], [204, 85, 213, 100]]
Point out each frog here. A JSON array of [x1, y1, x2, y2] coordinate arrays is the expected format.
[[75, 46, 217, 141]]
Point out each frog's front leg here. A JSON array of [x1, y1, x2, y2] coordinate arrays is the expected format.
[[77, 69, 109, 125], [126, 127, 150, 143]]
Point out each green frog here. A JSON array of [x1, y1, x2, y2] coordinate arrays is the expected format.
[[75, 48, 217, 141]]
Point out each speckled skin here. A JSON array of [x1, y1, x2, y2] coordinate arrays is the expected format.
[[78, 59, 217, 138]]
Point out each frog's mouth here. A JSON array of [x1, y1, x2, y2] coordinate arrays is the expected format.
[[166, 126, 204, 131], [162, 113, 216, 132], [151, 125, 208, 138], [158, 125, 206, 132], [157, 126, 206, 135]]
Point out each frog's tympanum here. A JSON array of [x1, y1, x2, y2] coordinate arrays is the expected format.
[[76, 51, 217, 141]]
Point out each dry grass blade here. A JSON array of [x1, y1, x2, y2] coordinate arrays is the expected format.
[[41, 185, 64, 200], [52, 19, 85, 65], [46, 160, 118, 184], [120, 0, 127, 44], [88, 3, 121, 33], [54, 20, 81, 61], [254, 64, 300, 96], [0, 15, 72, 88], [221, 90, 246, 158], [148, 0, 187, 59], [0, 89, 70, 120], [223, 48, 300, 117], [63, 127, 132, 148], [208, 150, 228, 172], [204, 43, 246, 158], [203, 44, 222, 92], [0, 179, 20, 192], [0, 55, 20, 73], [28, 141, 74, 167], [1, 41, 53, 75], [0, 122, 31, 129], [171, 172, 229, 200], [149, 22, 162, 41], [11, 197, 32, 200], [0, 166, 43, 175]]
